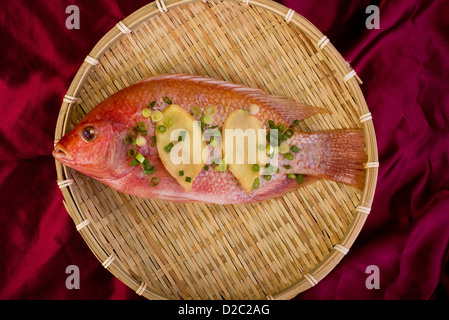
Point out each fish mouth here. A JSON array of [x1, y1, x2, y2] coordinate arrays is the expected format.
[[53, 143, 75, 163]]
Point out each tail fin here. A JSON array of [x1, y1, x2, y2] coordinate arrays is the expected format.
[[284, 129, 367, 189], [314, 129, 367, 189]]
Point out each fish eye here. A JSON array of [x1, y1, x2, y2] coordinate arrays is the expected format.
[[82, 126, 97, 143]]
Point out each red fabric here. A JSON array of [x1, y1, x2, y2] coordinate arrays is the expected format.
[[1, 0, 448, 299]]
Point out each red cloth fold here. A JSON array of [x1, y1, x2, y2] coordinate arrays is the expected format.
[[1, 0, 448, 299]]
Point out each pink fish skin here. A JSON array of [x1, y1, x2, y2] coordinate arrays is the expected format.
[[53, 74, 366, 204]]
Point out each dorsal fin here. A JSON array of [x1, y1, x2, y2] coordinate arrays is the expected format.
[[142, 74, 329, 122]]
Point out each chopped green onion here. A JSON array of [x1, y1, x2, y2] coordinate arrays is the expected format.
[[135, 153, 145, 163], [151, 136, 157, 146], [297, 174, 303, 184], [284, 128, 294, 138], [137, 122, 146, 131], [293, 119, 300, 126], [151, 110, 163, 122], [163, 96, 172, 104], [265, 164, 279, 174], [136, 136, 147, 147], [185, 176, 192, 183], [204, 166, 209, 171], [142, 108, 152, 118], [143, 166, 155, 175], [242, 109, 249, 114], [164, 142, 174, 153], [288, 173, 296, 179], [215, 163, 227, 172], [285, 165, 291, 170], [201, 114, 213, 125], [252, 178, 260, 189], [277, 124, 286, 132], [141, 130, 148, 136], [190, 106, 201, 117], [268, 120, 276, 129], [279, 142, 290, 154], [130, 158, 139, 167], [150, 177, 160, 186], [258, 144, 266, 150], [210, 139, 218, 147], [205, 106, 216, 116], [129, 127, 139, 137], [211, 129, 221, 137], [263, 175, 272, 181], [290, 145, 300, 153], [200, 122, 205, 132], [165, 118, 174, 127], [123, 136, 134, 145], [252, 164, 260, 172], [148, 101, 156, 109], [284, 153, 294, 161], [127, 149, 137, 157], [157, 125, 166, 133], [179, 170, 184, 176]]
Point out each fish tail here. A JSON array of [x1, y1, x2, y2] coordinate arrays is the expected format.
[[286, 129, 367, 189], [314, 129, 367, 189]]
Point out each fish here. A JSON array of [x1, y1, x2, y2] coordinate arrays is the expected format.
[[53, 74, 367, 204]]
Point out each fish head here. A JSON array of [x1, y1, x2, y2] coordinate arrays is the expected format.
[[53, 121, 125, 180]]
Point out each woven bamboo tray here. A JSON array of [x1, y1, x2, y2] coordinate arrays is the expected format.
[[54, 0, 378, 300]]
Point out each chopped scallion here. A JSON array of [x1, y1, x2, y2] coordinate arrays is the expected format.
[[129, 127, 139, 137], [148, 101, 156, 109], [284, 153, 294, 161], [179, 170, 184, 176], [185, 176, 192, 183], [263, 175, 272, 181], [288, 174, 296, 179], [252, 164, 260, 172], [297, 174, 303, 184], [123, 136, 134, 145], [150, 177, 160, 186], [165, 118, 174, 127], [157, 125, 166, 133], [130, 158, 139, 167], [151, 110, 163, 123], [151, 136, 157, 146], [137, 122, 146, 131], [164, 142, 174, 153], [268, 120, 276, 129], [205, 106, 216, 116], [127, 149, 137, 157], [201, 114, 213, 125], [252, 178, 260, 189], [277, 124, 286, 132], [135, 153, 145, 163], [190, 106, 201, 117], [284, 128, 294, 138], [163, 96, 172, 104], [290, 145, 300, 153], [136, 136, 147, 147], [142, 108, 152, 118]]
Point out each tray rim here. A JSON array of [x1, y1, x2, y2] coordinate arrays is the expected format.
[[54, 0, 379, 300]]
